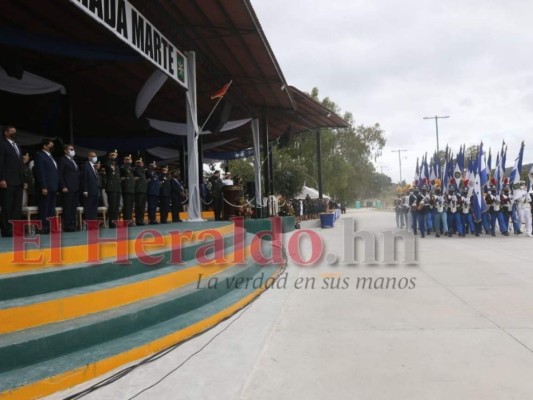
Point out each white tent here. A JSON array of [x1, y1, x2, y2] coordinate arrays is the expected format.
[[295, 185, 331, 200]]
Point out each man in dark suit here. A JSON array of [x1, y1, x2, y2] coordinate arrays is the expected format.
[[81, 151, 101, 228], [58, 144, 80, 232], [34, 138, 59, 234], [0, 125, 24, 237]]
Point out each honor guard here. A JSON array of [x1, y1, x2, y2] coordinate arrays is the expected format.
[[512, 180, 532, 237], [432, 187, 448, 237], [486, 184, 509, 236], [446, 185, 462, 237]]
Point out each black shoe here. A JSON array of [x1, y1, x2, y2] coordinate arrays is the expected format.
[[503, 232, 510, 236], [436, 234, 440, 238], [36, 229, 50, 235], [149, 221, 158, 225], [136, 222, 146, 226]]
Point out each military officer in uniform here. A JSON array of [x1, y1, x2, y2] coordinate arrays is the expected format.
[[486, 185, 509, 236], [170, 169, 185, 222], [103, 150, 121, 228], [159, 165, 171, 223], [146, 161, 160, 224], [133, 158, 147, 225], [120, 154, 135, 223], [513, 180, 532, 237], [209, 170, 223, 221]]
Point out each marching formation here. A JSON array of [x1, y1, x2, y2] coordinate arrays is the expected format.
[[393, 141, 533, 238]]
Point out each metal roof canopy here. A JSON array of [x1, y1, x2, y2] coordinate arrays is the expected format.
[[0, 0, 348, 153]]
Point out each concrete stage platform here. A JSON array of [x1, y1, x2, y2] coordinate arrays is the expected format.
[[46, 209, 533, 400], [0, 217, 294, 399]]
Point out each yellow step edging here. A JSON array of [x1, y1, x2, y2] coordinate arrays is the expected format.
[[0, 265, 283, 400], [0, 224, 234, 275], [0, 243, 249, 335]]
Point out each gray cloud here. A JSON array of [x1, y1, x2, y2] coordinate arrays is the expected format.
[[253, 0, 533, 182]]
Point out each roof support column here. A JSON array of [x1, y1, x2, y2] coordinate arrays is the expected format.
[[316, 129, 323, 199], [251, 119, 263, 219], [185, 51, 204, 221], [261, 109, 271, 216]]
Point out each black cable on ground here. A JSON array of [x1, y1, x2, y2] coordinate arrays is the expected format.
[[62, 244, 288, 400]]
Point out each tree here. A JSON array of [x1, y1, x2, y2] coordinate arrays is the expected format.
[[272, 88, 386, 201]]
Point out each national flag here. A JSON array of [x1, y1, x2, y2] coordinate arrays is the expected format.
[[210, 80, 232, 100], [479, 142, 488, 188], [422, 154, 430, 186], [509, 141, 525, 185], [487, 148, 492, 176], [494, 153, 502, 194], [472, 147, 487, 222]]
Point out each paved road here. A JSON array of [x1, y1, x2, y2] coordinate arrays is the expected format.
[[50, 209, 533, 400]]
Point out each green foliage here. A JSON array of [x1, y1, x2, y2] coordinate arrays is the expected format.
[[272, 151, 307, 198], [272, 87, 387, 202], [227, 158, 255, 184]]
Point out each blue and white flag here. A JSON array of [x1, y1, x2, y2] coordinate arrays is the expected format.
[[509, 141, 524, 185], [472, 147, 487, 222]]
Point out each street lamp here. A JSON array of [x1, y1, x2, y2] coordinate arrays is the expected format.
[[391, 149, 407, 186], [423, 115, 449, 154]]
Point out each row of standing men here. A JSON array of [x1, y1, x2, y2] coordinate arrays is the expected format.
[[0, 126, 185, 237]]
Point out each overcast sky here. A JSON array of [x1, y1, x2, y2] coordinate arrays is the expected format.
[[253, 0, 533, 184]]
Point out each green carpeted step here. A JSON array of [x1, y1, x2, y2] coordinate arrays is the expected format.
[[0, 228, 244, 301], [0, 262, 280, 394]]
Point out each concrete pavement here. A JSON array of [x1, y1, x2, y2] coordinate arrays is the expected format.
[[49, 209, 533, 400]]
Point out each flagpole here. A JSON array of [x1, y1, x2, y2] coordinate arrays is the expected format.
[[199, 96, 224, 134], [199, 80, 233, 135]]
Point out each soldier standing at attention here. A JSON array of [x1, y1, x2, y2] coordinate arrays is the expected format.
[[120, 154, 135, 223], [159, 165, 171, 223], [103, 150, 121, 228], [146, 161, 160, 225], [209, 170, 223, 221], [133, 158, 147, 226]]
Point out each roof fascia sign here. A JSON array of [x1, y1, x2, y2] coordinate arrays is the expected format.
[[69, 0, 187, 89]]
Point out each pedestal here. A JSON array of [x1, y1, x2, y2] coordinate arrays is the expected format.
[[222, 185, 244, 220]]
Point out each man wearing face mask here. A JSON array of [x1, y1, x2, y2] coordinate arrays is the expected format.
[[34, 138, 59, 234], [58, 144, 79, 232], [81, 152, 101, 227], [513, 180, 532, 237], [0, 125, 24, 237]]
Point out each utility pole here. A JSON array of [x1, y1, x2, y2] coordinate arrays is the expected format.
[[391, 149, 407, 186], [423, 115, 449, 154]]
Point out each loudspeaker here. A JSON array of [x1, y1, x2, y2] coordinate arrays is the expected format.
[[204, 100, 232, 134]]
